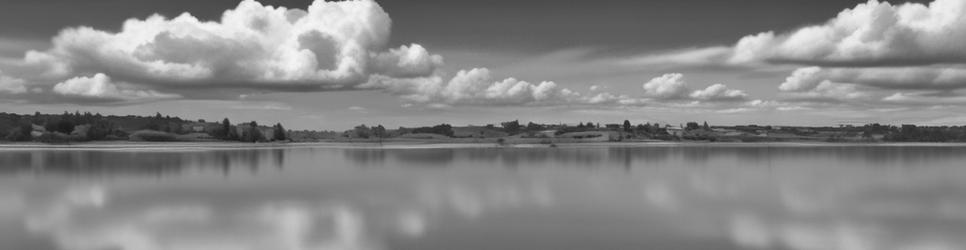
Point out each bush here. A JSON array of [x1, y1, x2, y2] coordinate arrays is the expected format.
[[36, 132, 78, 143], [412, 124, 454, 137], [4, 124, 32, 141], [129, 130, 178, 142]]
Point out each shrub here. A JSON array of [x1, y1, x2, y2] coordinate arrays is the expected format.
[[129, 130, 178, 142]]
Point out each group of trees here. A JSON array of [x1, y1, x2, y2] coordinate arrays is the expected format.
[[501, 120, 521, 135], [684, 121, 711, 131], [412, 124, 454, 137], [143, 112, 187, 134], [886, 124, 966, 142], [499, 120, 552, 134], [0, 112, 289, 143], [350, 124, 388, 139], [346, 123, 455, 139], [233, 121, 289, 143], [1, 111, 122, 142]]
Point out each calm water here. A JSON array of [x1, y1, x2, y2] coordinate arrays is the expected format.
[[2, 143, 966, 250]]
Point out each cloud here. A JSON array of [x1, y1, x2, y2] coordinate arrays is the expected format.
[[730, 0, 966, 66], [779, 67, 825, 92], [0, 0, 443, 99], [370, 44, 444, 78], [0, 70, 28, 94], [781, 66, 966, 92], [0, 0, 763, 111], [642, 73, 690, 99], [781, 81, 874, 103], [620, 47, 734, 69], [690, 84, 749, 101], [627, 0, 966, 67], [616, 0, 966, 109], [641, 73, 749, 102], [368, 71, 757, 110], [774, 65, 966, 107], [52, 73, 180, 102], [371, 68, 583, 106], [225, 101, 293, 111], [882, 91, 966, 105]]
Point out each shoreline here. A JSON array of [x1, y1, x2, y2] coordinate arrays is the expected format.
[[4, 140, 966, 150]]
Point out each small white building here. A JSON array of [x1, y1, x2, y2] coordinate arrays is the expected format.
[[667, 128, 685, 137]]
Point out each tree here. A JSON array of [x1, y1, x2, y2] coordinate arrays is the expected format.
[[221, 118, 232, 139], [501, 120, 521, 135], [273, 123, 287, 141], [55, 119, 75, 134], [86, 120, 114, 141], [413, 124, 454, 137], [5, 123, 33, 141], [703, 121, 710, 130], [623, 120, 632, 132], [227, 126, 239, 141], [242, 121, 264, 142], [372, 125, 386, 138], [526, 122, 544, 131], [353, 124, 371, 138], [686, 122, 700, 130]]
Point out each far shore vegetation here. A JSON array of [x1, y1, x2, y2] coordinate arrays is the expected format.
[[2, 111, 966, 144]]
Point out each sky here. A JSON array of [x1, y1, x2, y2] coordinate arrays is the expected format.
[[1, 0, 963, 130]]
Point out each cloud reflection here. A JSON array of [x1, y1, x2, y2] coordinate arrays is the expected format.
[[3, 145, 966, 250], [0, 159, 556, 250]]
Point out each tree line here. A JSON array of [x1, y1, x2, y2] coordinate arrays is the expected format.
[[0, 111, 288, 143]]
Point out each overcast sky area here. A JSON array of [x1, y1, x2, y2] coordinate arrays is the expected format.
[[2, 0, 964, 130]]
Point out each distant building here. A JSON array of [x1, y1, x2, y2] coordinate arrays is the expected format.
[[667, 128, 685, 137], [180, 122, 218, 134], [755, 130, 769, 137]]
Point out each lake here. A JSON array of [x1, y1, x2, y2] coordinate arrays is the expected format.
[[1, 143, 966, 250]]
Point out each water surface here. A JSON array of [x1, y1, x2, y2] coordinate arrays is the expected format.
[[2, 143, 966, 250]]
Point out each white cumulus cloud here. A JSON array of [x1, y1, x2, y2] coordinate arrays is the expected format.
[[0, 70, 28, 94], [779, 67, 825, 92], [781, 66, 966, 92], [782, 81, 874, 103], [8, 0, 442, 94], [373, 68, 582, 106], [730, 0, 966, 65], [621, 0, 966, 107], [630, 0, 966, 67], [642, 73, 749, 102], [690, 84, 749, 101], [53, 73, 180, 101], [642, 73, 690, 99]]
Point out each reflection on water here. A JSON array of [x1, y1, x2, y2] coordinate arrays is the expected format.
[[2, 144, 966, 250], [0, 148, 287, 176]]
